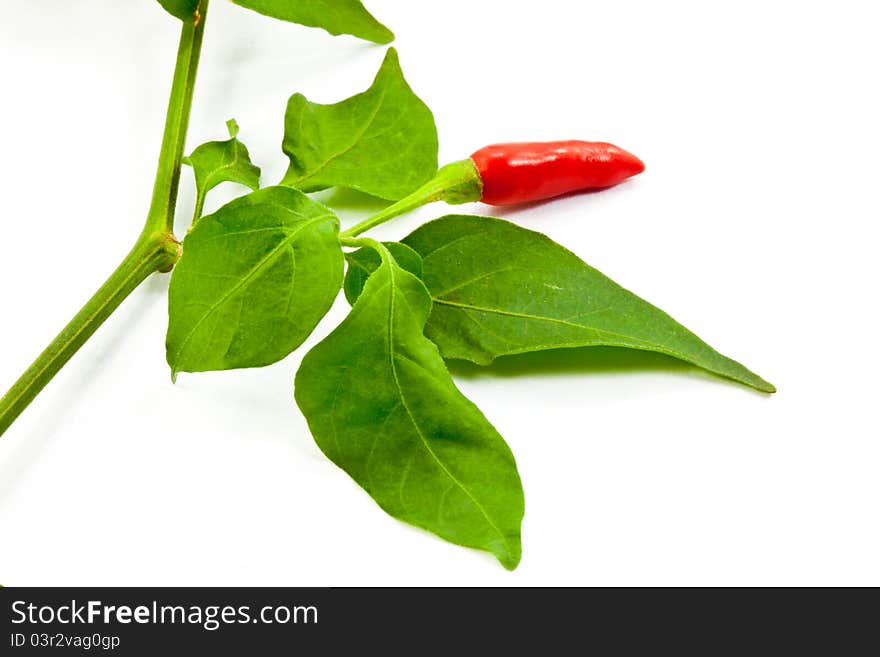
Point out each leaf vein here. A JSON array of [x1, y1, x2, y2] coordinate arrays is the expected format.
[[384, 259, 511, 559], [171, 214, 332, 367], [289, 84, 390, 187]]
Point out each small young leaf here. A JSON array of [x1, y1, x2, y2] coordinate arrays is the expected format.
[[184, 119, 261, 221], [157, 0, 201, 22], [232, 0, 393, 44], [281, 48, 438, 201], [167, 187, 343, 376], [403, 215, 775, 393], [295, 245, 525, 569], [343, 241, 422, 305]]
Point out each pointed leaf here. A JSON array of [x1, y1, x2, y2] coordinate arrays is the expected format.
[[232, 0, 393, 44], [343, 241, 422, 305], [295, 245, 524, 569], [281, 49, 438, 200], [184, 119, 261, 221], [403, 215, 775, 393], [167, 187, 343, 375]]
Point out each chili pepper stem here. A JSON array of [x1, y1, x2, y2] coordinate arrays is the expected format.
[[339, 158, 482, 239], [0, 3, 209, 438]]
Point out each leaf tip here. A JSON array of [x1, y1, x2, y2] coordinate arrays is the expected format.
[[383, 46, 400, 65], [743, 371, 776, 394], [375, 27, 395, 45], [497, 540, 522, 571], [375, 46, 401, 77]]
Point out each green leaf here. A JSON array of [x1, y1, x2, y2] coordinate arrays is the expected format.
[[232, 0, 393, 44], [403, 215, 775, 393], [167, 186, 343, 376], [157, 0, 201, 22], [281, 48, 438, 201], [343, 241, 422, 305], [184, 119, 262, 221], [295, 244, 525, 569]]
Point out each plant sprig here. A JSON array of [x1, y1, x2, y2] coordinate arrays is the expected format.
[[0, 0, 774, 569]]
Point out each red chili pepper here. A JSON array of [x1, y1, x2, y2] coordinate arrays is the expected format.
[[341, 141, 645, 236], [470, 140, 645, 206]]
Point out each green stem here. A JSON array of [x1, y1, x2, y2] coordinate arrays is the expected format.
[[0, 238, 178, 437], [339, 236, 375, 249], [339, 159, 482, 239], [145, 4, 209, 236], [0, 4, 209, 438], [192, 191, 207, 227]]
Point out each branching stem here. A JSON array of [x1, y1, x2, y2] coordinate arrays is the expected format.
[[0, 3, 210, 437]]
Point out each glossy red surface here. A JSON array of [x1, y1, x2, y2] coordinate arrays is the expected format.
[[470, 140, 645, 205]]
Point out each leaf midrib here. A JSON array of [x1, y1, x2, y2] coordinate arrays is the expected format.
[[288, 83, 390, 187], [432, 297, 644, 343], [433, 295, 698, 363], [431, 297, 770, 388], [204, 141, 255, 190], [383, 261, 513, 558], [171, 213, 334, 369]]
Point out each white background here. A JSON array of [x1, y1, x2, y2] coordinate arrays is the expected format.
[[0, 1, 877, 586]]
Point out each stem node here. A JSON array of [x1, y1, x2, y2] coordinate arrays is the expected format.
[[0, 3, 210, 437]]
